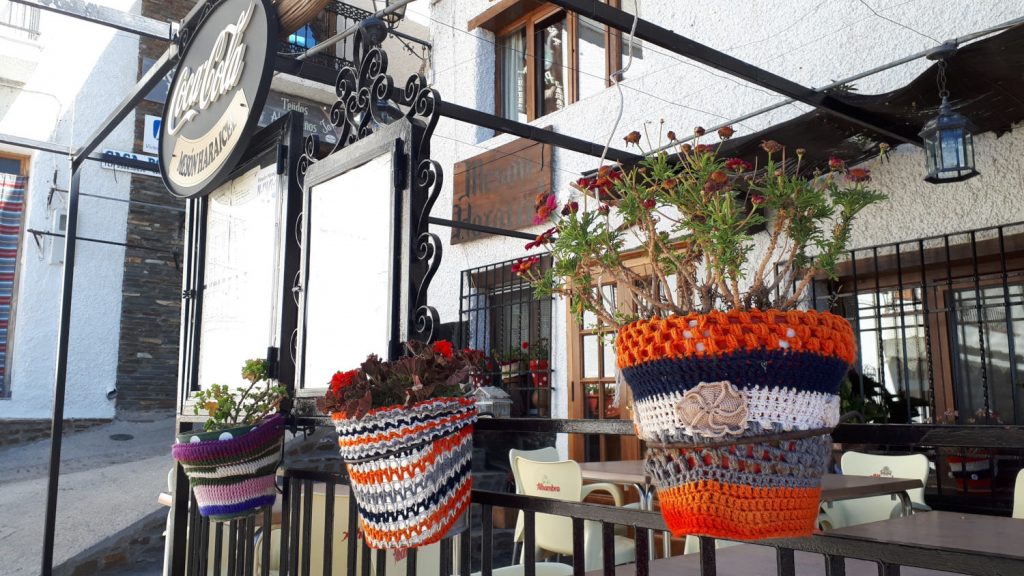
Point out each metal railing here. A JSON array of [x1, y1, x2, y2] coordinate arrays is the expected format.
[[278, 1, 371, 71], [0, 0, 40, 39], [171, 417, 1024, 576]]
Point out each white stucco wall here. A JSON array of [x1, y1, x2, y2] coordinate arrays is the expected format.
[[423, 1, 1024, 437], [0, 1, 141, 418]]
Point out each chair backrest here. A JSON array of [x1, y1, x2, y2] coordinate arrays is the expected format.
[[515, 457, 583, 557], [831, 451, 929, 528], [509, 447, 560, 494], [1013, 469, 1024, 519]]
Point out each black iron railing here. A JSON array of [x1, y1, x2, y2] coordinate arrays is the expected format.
[[170, 417, 1024, 576], [278, 1, 371, 71]]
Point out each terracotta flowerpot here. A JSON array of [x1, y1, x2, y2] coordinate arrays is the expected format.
[[272, 0, 332, 37], [172, 414, 285, 521], [332, 398, 478, 549], [616, 309, 855, 540], [529, 359, 549, 387]]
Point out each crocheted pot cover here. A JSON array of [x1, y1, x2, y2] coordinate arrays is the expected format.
[[172, 414, 284, 520], [333, 397, 478, 549], [616, 310, 856, 540]]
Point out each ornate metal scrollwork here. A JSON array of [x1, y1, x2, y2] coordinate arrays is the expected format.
[[296, 42, 443, 347]]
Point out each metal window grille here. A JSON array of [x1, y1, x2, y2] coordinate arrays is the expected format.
[[0, 0, 40, 39], [458, 255, 553, 417]]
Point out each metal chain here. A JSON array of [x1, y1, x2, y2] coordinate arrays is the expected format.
[[937, 59, 949, 99]]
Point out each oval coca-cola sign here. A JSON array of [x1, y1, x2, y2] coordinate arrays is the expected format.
[[160, 0, 277, 198]]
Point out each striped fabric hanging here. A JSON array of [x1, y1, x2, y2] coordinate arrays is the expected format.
[[0, 174, 25, 397]]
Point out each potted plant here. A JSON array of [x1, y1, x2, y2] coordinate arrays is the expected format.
[[527, 338, 551, 388], [516, 127, 886, 540], [172, 359, 288, 520], [939, 408, 1000, 492], [318, 340, 487, 549]]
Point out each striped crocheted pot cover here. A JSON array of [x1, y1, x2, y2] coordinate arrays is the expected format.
[[171, 414, 284, 521], [332, 397, 478, 549], [616, 310, 856, 540]]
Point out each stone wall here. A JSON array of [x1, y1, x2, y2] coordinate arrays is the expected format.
[[112, 0, 193, 414], [0, 418, 111, 447]]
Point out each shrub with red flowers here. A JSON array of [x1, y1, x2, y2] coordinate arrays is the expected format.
[[515, 126, 888, 327], [317, 340, 489, 419]]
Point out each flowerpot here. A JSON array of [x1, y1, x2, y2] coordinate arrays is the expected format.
[[529, 359, 549, 387], [616, 310, 855, 540], [332, 398, 478, 549], [946, 454, 996, 492], [171, 414, 285, 521], [272, 0, 333, 37], [586, 393, 599, 417]]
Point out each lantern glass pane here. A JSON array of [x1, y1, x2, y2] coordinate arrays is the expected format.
[[924, 133, 937, 174], [939, 128, 965, 170], [964, 132, 975, 168]]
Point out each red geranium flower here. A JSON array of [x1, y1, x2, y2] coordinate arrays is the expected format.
[[433, 340, 454, 359], [724, 158, 753, 173], [330, 369, 358, 393]]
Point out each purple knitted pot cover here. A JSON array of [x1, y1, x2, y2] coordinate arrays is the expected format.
[[172, 414, 284, 520]]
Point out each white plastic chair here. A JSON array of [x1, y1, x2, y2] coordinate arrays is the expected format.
[[1012, 469, 1024, 519], [682, 536, 741, 555], [514, 457, 636, 571], [471, 563, 574, 576], [821, 451, 931, 529], [508, 447, 627, 561]]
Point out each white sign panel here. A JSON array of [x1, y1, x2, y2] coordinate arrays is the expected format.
[[100, 149, 159, 176], [144, 115, 161, 154]]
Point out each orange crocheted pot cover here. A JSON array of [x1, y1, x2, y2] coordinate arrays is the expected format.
[[616, 310, 856, 540]]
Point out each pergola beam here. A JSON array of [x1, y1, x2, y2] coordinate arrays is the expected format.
[[10, 0, 173, 40], [548, 0, 922, 147]]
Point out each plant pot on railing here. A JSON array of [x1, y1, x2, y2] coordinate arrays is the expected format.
[[616, 309, 855, 540], [320, 341, 487, 549], [272, 0, 333, 37], [946, 453, 997, 492], [333, 398, 478, 549], [172, 413, 285, 521]]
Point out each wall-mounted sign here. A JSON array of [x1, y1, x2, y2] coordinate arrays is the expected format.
[[144, 115, 161, 154], [451, 136, 552, 244], [259, 92, 338, 145], [100, 149, 159, 176], [159, 0, 278, 199]]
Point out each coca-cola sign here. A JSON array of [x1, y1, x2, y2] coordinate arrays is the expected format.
[[160, 0, 276, 198]]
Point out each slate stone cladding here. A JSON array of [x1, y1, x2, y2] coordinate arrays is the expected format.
[[113, 0, 192, 414]]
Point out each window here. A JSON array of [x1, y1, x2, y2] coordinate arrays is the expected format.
[[493, 3, 620, 121], [459, 257, 553, 417], [826, 224, 1024, 426]]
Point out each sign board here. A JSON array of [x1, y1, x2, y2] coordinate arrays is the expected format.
[[144, 115, 161, 154], [159, 0, 277, 199], [258, 92, 338, 144], [100, 149, 159, 176], [451, 136, 552, 244]]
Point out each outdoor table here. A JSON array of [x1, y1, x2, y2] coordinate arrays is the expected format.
[[830, 511, 1024, 570], [582, 542, 958, 575], [578, 461, 924, 558]]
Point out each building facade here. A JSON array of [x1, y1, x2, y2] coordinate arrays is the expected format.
[[422, 0, 1024, 461]]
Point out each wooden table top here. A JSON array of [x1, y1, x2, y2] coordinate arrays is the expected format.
[[584, 543, 957, 576], [831, 511, 1024, 559], [577, 460, 923, 501]]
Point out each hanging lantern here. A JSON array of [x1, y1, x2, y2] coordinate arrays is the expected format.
[[373, 0, 407, 27], [919, 59, 979, 183]]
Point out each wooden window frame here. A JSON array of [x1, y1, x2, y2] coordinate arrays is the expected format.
[[492, 1, 619, 122]]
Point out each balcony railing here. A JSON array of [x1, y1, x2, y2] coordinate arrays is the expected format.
[[278, 1, 371, 72], [0, 0, 40, 40], [169, 417, 1024, 576]]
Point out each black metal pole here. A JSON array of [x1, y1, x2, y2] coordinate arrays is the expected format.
[[40, 164, 79, 575], [427, 216, 537, 241]]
